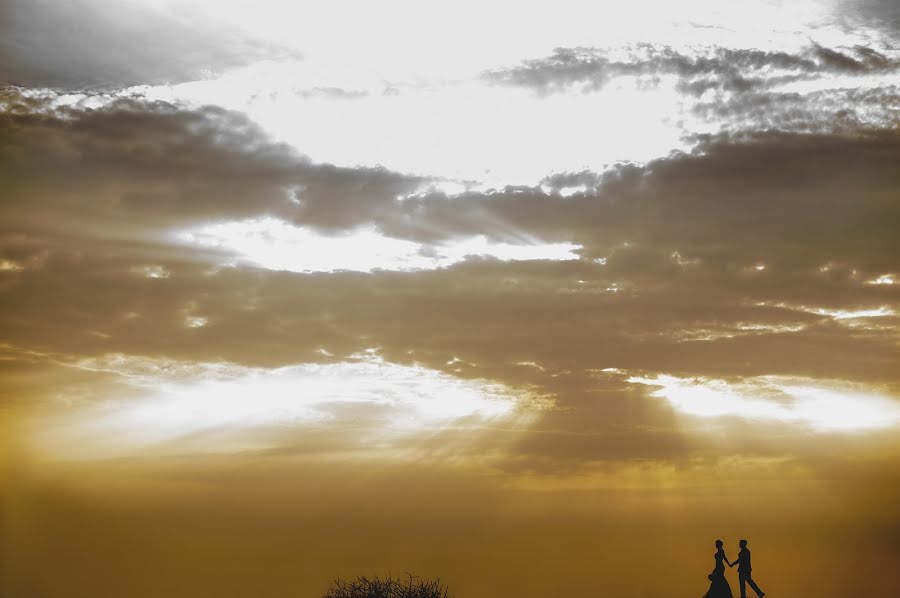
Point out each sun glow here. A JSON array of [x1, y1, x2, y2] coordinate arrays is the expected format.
[[31, 353, 540, 458], [629, 374, 900, 432], [124, 356, 518, 428], [128, 69, 688, 186], [178, 217, 581, 272]]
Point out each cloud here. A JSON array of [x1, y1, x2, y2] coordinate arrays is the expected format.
[[0, 0, 301, 90], [483, 44, 897, 95], [836, 0, 900, 39], [1, 89, 898, 467], [389, 130, 900, 280], [0, 88, 424, 239], [689, 85, 900, 131], [481, 43, 900, 136]]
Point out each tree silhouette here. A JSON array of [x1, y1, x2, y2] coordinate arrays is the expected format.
[[323, 573, 450, 598]]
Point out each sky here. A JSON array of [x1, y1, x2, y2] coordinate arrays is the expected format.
[[1, 1, 899, 597]]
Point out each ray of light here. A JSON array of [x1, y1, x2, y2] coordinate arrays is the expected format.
[[28, 352, 544, 460], [629, 374, 900, 432]]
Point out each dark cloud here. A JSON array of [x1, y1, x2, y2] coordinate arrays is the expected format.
[[391, 131, 900, 278], [539, 170, 604, 192], [0, 89, 898, 472], [836, 0, 900, 39], [0, 0, 301, 90], [813, 44, 888, 72], [689, 85, 900, 132], [483, 44, 897, 96], [483, 43, 900, 138], [3, 87, 897, 279], [0, 88, 423, 237]]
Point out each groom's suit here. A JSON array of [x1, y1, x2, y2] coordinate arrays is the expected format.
[[735, 547, 764, 598]]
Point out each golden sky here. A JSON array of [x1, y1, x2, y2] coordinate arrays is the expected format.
[[1, 1, 899, 596]]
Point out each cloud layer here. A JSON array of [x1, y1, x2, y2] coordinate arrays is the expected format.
[[1, 90, 897, 470]]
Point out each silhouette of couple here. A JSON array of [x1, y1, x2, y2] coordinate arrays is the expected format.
[[704, 539, 765, 598]]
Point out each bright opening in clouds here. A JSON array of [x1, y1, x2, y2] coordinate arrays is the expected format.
[[127, 356, 517, 428], [137, 72, 689, 186], [178, 217, 582, 272], [630, 374, 900, 432], [32, 353, 538, 458]]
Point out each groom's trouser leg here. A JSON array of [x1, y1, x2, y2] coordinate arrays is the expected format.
[[740, 573, 763, 597], [746, 575, 764, 597]]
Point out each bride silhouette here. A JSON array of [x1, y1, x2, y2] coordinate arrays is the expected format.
[[703, 540, 734, 598]]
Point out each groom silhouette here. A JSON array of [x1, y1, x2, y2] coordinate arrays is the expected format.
[[730, 539, 765, 598]]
